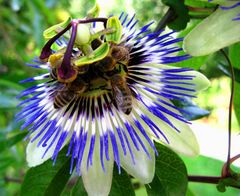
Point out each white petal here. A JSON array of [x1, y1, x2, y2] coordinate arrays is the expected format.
[[119, 131, 155, 184], [26, 141, 51, 167], [136, 101, 199, 157], [183, 3, 240, 56], [81, 134, 114, 196], [159, 64, 210, 92], [26, 132, 63, 167], [26, 101, 78, 167], [187, 70, 210, 92], [157, 114, 200, 157]]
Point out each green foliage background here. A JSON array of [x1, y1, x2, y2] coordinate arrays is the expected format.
[[0, 0, 240, 195]]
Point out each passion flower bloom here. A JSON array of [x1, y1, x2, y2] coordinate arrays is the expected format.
[[184, 0, 240, 56], [17, 13, 209, 196]]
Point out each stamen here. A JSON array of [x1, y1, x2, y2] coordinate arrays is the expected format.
[[57, 20, 79, 82], [78, 17, 108, 28], [40, 23, 72, 61]]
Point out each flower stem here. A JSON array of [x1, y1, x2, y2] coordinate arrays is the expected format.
[[4, 176, 22, 184], [220, 49, 235, 177]]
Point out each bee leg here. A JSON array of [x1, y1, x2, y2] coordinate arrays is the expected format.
[[124, 109, 131, 115]]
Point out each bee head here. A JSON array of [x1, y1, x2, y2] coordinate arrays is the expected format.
[[111, 46, 130, 62]]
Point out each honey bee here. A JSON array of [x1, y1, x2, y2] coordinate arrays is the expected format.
[[53, 89, 76, 109], [53, 76, 88, 109], [111, 45, 130, 62], [110, 74, 132, 115], [95, 45, 130, 72]]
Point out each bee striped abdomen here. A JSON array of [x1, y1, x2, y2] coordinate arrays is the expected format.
[[120, 93, 132, 114], [53, 90, 75, 109], [111, 74, 132, 115]]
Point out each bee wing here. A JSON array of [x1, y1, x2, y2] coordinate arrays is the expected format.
[[113, 85, 125, 106]]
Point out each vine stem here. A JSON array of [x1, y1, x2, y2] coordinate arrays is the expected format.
[[220, 49, 235, 176], [188, 176, 240, 189], [4, 176, 22, 184], [188, 176, 221, 184], [154, 7, 176, 32]]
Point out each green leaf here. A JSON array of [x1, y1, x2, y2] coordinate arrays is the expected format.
[[172, 97, 210, 120], [74, 42, 110, 66], [186, 188, 195, 196], [229, 43, 240, 126], [185, 0, 215, 18], [0, 79, 24, 91], [43, 17, 71, 39], [146, 143, 188, 196], [0, 155, 15, 173], [109, 165, 135, 196], [162, 0, 190, 31], [229, 43, 240, 69], [185, 0, 214, 18], [234, 82, 240, 126], [146, 175, 164, 196], [21, 147, 72, 196], [106, 16, 122, 44], [71, 178, 88, 196], [218, 64, 240, 83], [0, 132, 27, 153]]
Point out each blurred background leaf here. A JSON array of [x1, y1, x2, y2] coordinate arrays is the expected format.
[[229, 43, 240, 127], [172, 97, 210, 121]]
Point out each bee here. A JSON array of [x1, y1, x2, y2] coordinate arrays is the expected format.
[[53, 89, 76, 109], [95, 45, 130, 72], [110, 74, 132, 115], [53, 76, 88, 109], [77, 64, 89, 75], [111, 45, 130, 63]]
